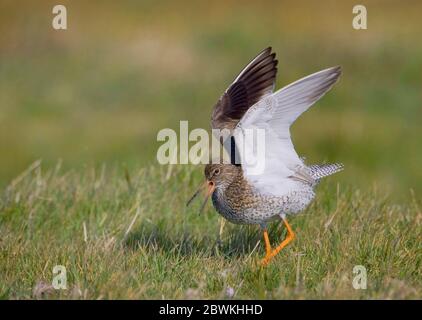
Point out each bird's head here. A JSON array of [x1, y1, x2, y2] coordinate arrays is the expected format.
[[204, 163, 225, 189], [187, 164, 239, 213]]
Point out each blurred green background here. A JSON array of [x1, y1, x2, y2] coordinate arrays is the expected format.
[[0, 0, 421, 199]]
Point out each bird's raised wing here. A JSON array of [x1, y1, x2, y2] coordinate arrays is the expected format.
[[235, 66, 342, 195], [211, 47, 278, 131]]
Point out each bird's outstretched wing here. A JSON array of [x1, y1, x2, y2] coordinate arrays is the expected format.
[[235, 66, 342, 195], [211, 47, 278, 131]]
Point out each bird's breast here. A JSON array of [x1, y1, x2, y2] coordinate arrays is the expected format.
[[211, 182, 316, 225], [211, 186, 276, 225]]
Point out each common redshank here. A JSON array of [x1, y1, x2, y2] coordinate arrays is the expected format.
[[188, 47, 343, 266]]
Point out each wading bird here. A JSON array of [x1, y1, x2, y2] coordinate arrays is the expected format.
[[188, 47, 343, 266]]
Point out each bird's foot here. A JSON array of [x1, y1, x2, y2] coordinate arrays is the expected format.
[[260, 218, 295, 267]]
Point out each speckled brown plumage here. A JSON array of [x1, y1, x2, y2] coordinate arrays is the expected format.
[[205, 164, 315, 226]]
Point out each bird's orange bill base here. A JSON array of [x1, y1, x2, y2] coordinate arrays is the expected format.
[[186, 181, 215, 214], [261, 217, 295, 266], [199, 181, 215, 214]]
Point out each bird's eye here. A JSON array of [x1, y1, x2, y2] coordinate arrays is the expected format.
[[213, 168, 221, 176]]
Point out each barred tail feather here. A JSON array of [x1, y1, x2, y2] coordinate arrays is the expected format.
[[308, 163, 344, 181]]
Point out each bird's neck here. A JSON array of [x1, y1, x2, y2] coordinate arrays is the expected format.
[[216, 164, 243, 192]]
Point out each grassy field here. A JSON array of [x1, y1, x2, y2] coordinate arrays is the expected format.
[[0, 1, 421, 299], [1, 163, 420, 299]]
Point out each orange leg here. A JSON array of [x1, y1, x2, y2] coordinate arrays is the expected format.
[[263, 229, 272, 256], [261, 216, 295, 266]]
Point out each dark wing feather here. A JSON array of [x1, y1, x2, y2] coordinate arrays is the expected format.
[[211, 47, 278, 130]]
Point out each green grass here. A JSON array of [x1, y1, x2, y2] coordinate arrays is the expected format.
[[1, 162, 420, 299]]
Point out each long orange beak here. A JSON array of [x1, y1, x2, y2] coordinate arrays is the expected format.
[[186, 180, 215, 214]]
